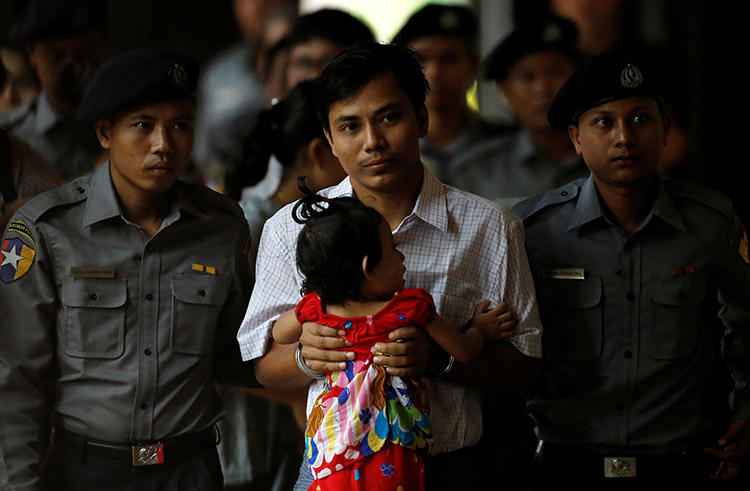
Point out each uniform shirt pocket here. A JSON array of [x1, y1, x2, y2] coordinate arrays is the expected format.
[[170, 273, 231, 355], [647, 276, 706, 360], [61, 278, 127, 359], [540, 278, 603, 362]]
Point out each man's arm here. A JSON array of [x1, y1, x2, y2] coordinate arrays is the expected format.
[[0, 212, 57, 491]]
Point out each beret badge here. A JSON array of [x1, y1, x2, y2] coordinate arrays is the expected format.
[[620, 63, 644, 89], [168, 63, 189, 89]]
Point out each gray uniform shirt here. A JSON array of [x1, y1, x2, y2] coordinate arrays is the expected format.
[[451, 127, 589, 202], [0, 92, 100, 181], [0, 163, 252, 489], [513, 176, 750, 452]]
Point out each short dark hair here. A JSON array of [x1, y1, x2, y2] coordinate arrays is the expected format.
[[292, 181, 384, 305], [316, 42, 430, 132], [284, 9, 374, 52]]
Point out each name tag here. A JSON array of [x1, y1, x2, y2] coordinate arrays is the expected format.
[[545, 268, 586, 280], [70, 267, 115, 279]]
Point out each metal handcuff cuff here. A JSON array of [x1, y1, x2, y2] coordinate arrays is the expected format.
[[295, 343, 327, 379]]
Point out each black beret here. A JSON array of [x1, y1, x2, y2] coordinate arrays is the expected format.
[[8, 0, 106, 44], [482, 16, 578, 81], [392, 4, 477, 48], [77, 48, 199, 123], [547, 50, 665, 130]]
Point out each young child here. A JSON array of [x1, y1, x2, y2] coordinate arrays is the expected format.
[[273, 187, 518, 491]]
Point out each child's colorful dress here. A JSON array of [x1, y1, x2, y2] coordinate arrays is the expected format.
[[295, 288, 436, 491]]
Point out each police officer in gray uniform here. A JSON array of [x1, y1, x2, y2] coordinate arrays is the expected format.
[[453, 16, 589, 206], [0, 48, 252, 490], [512, 50, 750, 487], [0, 0, 107, 181]]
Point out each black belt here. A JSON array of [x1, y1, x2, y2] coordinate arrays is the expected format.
[[56, 427, 218, 467], [536, 441, 715, 480]]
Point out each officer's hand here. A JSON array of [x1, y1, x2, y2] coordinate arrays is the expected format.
[[372, 326, 429, 377], [704, 419, 750, 480], [299, 321, 354, 373]]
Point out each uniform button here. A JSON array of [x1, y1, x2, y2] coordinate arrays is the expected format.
[[561, 190, 568, 197], [198, 289, 206, 297], [624, 350, 633, 359], [615, 403, 625, 411], [76, 186, 85, 194], [624, 241, 633, 251], [144, 349, 152, 356], [614, 269, 623, 276], [141, 402, 148, 410], [89, 293, 98, 301], [626, 291, 635, 301], [145, 293, 154, 301]]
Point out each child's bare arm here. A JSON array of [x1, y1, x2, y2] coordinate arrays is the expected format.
[[423, 315, 485, 363], [272, 309, 304, 345], [471, 300, 519, 341]]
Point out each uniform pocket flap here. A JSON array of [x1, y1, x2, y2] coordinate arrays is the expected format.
[[61, 278, 127, 308], [547, 278, 602, 309], [170, 274, 230, 305], [650, 278, 705, 306]]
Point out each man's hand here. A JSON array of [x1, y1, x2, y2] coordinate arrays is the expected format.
[[704, 419, 750, 480], [372, 326, 429, 377], [299, 321, 354, 372]]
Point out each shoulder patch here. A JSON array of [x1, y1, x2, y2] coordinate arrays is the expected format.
[[512, 180, 583, 220], [1, 236, 35, 283], [18, 177, 89, 223], [7, 220, 35, 245], [664, 180, 734, 218]]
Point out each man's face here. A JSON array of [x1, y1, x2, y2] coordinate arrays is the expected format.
[[26, 28, 106, 116], [285, 38, 345, 92], [324, 73, 427, 194], [497, 50, 576, 131], [409, 35, 477, 112], [569, 96, 668, 188], [0, 48, 39, 113], [95, 99, 195, 198]]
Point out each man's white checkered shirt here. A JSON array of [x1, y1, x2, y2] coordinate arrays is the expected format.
[[237, 167, 542, 454]]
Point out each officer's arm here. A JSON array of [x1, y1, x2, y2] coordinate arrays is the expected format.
[[0, 213, 57, 490], [212, 218, 256, 387], [717, 214, 750, 424]]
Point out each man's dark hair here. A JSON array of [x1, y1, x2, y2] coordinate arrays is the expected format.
[[316, 42, 430, 132], [292, 180, 384, 305], [284, 9, 374, 51]]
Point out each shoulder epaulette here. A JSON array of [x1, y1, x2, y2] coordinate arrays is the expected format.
[[663, 179, 734, 218], [18, 176, 90, 223], [512, 179, 583, 220], [183, 181, 246, 221]]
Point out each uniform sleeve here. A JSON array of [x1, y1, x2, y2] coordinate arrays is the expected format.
[[0, 212, 57, 491], [716, 214, 750, 421], [236, 216, 301, 361], [496, 215, 543, 358], [212, 218, 255, 386]]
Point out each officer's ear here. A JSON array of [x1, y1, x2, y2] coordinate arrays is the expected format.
[[94, 119, 113, 150], [568, 123, 583, 156]]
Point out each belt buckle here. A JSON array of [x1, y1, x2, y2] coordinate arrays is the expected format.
[[131, 443, 164, 466], [603, 456, 636, 478]]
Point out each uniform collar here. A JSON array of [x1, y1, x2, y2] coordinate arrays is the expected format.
[[326, 164, 448, 233], [568, 174, 686, 232], [83, 162, 208, 227]]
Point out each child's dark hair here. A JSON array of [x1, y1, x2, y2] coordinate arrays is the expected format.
[[293, 179, 384, 305]]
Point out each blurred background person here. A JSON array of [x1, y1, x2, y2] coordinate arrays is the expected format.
[[0, 43, 39, 116], [0, 0, 108, 180], [392, 3, 506, 186], [194, 0, 299, 192], [451, 15, 588, 206]]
